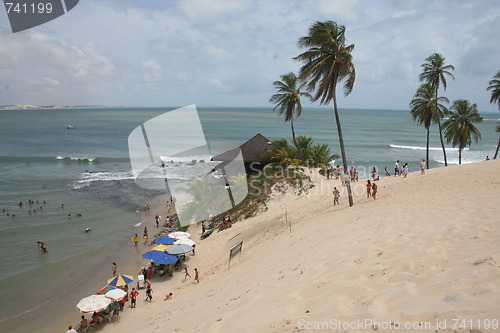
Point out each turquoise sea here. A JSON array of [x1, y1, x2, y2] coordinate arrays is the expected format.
[[0, 106, 498, 331]]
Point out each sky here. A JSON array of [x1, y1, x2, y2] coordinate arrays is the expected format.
[[0, 0, 499, 111]]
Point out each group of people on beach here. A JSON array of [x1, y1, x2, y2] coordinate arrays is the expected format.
[[394, 159, 424, 178], [366, 180, 378, 200]]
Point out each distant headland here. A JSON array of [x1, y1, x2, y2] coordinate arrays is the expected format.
[[0, 105, 115, 110]]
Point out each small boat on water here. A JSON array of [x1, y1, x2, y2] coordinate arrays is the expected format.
[[67, 125, 75, 129]]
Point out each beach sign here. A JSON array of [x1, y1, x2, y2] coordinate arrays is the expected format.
[[228, 241, 243, 268]]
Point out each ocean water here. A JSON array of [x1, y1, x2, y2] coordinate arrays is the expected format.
[[0, 106, 498, 329]]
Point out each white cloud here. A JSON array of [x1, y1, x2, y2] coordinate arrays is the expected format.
[[0, 0, 498, 110]]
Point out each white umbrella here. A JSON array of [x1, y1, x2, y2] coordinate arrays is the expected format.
[[174, 238, 195, 246], [166, 244, 194, 255], [168, 232, 191, 240], [105, 288, 127, 301], [77, 294, 112, 313]]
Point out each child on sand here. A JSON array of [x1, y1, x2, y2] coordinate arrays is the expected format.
[[164, 292, 173, 300], [145, 284, 153, 302], [332, 187, 340, 205], [194, 268, 199, 283]]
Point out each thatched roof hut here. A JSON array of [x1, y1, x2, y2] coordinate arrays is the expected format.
[[211, 133, 271, 171]]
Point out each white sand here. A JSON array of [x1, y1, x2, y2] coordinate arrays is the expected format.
[[97, 160, 500, 333]]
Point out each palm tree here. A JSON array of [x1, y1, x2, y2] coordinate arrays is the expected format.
[[269, 72, 312, 155], [487, 70, 500, 159], [443, 99, 483, 164], [410, 84, 449, 168], [294, 20, 356, 206], [419, 53, 455, 166]]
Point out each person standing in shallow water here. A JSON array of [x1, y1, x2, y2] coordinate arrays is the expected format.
[[112, 262, 117, 276], [154, 214, 160, 228]]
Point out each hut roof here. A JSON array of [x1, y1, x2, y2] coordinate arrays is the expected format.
[[211, 133, 271, 164]]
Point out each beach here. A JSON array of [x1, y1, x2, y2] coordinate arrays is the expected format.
[[0, 107, 498, 332], [71, 159, 500, 333]]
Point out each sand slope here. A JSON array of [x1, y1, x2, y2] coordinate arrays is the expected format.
[[99, 160, 500, 333]]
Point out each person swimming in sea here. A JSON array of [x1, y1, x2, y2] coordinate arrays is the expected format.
[[37, 241, 48, 253]]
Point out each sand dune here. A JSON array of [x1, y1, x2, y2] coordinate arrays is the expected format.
[[98, 160, 500, 333]]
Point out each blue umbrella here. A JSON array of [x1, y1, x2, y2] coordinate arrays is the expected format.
[[153, 236, 175, 245], [142, 250, 164, 260], [142, 251, 178, 265]]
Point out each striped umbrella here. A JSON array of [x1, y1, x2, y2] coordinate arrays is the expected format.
[[96, 285, 116, 295], [107, 273, 134, 287], [77, 294, 112, 313]]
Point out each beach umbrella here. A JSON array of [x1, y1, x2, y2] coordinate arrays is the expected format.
[[153, 236, 175, 245], [107, 273, 134, 287], [142, 250, 165, 260], [168, 232, 191, 240], [165, 244, 194, 255], [96, 285, 116, 295], [174, 238, 195, 246], [149, 252, 178, 265], [77, 294, 112, 313], [152, 244, 170, 252], [105, 288, 127, 301]]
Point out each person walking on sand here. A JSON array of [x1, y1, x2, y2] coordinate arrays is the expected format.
[[194, 268, 199, 283], [130, 288, 139, 308], [420, 159, 426, 175], [366, 180, 372, 198], [145, 284, 153, 302], [403, 163, 409, 178], [112, 262, 117, 276], [184, 267, 191, 280], [372, 183, 378, 200], [332, 187, 340, 205], [395, 160, 400, 177]]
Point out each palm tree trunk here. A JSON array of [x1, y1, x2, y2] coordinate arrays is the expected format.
[[333, 88, 353, 207], [494, 138, 500, 159], [290, 117, 302, 162], [437, 121, 447, 166], [426, 127, 430, 169], [435, 88, 447, 166]]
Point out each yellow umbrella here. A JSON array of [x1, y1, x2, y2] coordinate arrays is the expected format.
[[152, 244, 169, 252]]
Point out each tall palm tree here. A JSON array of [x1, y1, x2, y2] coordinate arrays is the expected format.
[[269, 72, 312, 155], [410, 84, 449, 168], [294, 20, 356, 206], [443, 99, 483, 164], [486, 70, 500, 159], [419, 53, 455, 166]]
